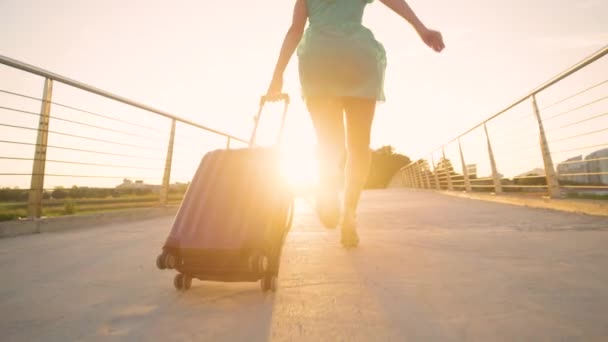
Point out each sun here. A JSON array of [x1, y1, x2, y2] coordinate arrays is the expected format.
[[279, 142, 319, 191]]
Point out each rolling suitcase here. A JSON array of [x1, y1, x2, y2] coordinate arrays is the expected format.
[[155, 94, 294, 292]]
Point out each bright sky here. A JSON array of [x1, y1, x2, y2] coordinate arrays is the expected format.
[[1, 0, 607, 188]]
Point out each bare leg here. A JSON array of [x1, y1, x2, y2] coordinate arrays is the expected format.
[[306, 96, 345, 229], [342, 97, 376, 246]]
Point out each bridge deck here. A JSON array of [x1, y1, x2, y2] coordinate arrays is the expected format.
[[1, 189, 607, 341]]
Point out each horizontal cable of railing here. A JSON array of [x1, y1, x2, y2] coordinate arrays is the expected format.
[[0, 55, 248, 144], [1, 54, 255, 218], [0, 140, 163, 160], [0, 123, 163, 151], [396, 45, 608, 198], [0, 104, 164, 140], [0, 157, 161, 170], [0, 173, 161, 180]]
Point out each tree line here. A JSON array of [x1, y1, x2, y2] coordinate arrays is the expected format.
[[0, 184, 189, 202], [365, 145, 411, 189], [1, 146, 410, 202]]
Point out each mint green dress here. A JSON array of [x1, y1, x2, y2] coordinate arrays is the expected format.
[[297, 0, 387, 101]]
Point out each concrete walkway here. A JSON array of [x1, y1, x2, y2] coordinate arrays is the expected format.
[[1, 189, 607, 341]]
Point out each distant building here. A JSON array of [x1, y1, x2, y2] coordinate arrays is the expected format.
[[116, 178, 160, 191], [554, 148, 608, 185], [557, 155, 588, 184], [586, 148, 608, 185], [115, 179, 188, 192], [517, 168, 545, 177], [514, 168, 546, 191]]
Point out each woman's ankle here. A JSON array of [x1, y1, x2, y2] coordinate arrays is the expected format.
[[342, 208, 357, 224]]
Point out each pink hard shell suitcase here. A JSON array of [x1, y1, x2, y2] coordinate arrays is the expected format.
[[155, 95, 294, 292]]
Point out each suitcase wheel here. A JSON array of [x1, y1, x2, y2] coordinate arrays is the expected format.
[[260, 274, 278, 292], [174, 273, 192, 291], [166, 254, 177, 269], [156, 252, 178, 270], [248, 254, 269, 274], [156, 253, 166, 270]]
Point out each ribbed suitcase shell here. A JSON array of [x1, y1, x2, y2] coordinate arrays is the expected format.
[[162, 147, 292, 280]]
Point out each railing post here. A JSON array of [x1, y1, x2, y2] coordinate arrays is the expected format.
[[531, 95, 561, 198], [483, 122, 502, 194], [226, 136, 231, 149], [408, 165, 415, 188], [27, 78, 53, 218], [407, 164, 416, 188], [458, 138, 472, 192], [160, 119, 176, 206], [415, 162, 423, 188], [442, 148, 454, 191], [431, 154, 441, 190], [412, 162, 419, 188], [422, 160, 431, 189]]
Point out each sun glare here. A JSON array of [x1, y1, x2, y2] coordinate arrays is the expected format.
[[279, 143, 319, 191]]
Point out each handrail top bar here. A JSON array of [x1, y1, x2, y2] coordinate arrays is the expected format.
[[0, 54, 248, 144], [527, 45, 608, 99], [425, 44, 608, 156]]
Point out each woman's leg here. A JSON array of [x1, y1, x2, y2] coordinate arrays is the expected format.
[[342, 97, 376, 246], [306, 96, 345, 229]]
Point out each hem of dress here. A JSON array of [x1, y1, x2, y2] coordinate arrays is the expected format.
[[300, 92, 385, 103]]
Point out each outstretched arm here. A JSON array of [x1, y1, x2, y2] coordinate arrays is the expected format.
[[379, 0, 426, 32], [266, 0, 308, 98], [379, 0, 445, 52]]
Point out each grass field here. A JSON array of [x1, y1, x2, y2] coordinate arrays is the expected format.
[[0, 194, 184, 221]]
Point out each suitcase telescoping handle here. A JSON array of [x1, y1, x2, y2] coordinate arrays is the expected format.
[[249, 93, 290, 147]]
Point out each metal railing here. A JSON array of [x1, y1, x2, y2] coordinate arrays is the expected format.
[[397, 45, 608, 199], [0, 55, 249, 218]]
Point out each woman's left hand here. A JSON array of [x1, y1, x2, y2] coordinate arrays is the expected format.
[[418, 27, 445, 53]]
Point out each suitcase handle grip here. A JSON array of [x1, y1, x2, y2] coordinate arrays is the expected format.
[[250, 94, 290, 147], [260, 93, 290, 106]]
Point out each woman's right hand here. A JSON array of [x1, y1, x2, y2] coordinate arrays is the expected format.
[[417, 27, 445, 53], [265, 75, 284, 101]]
